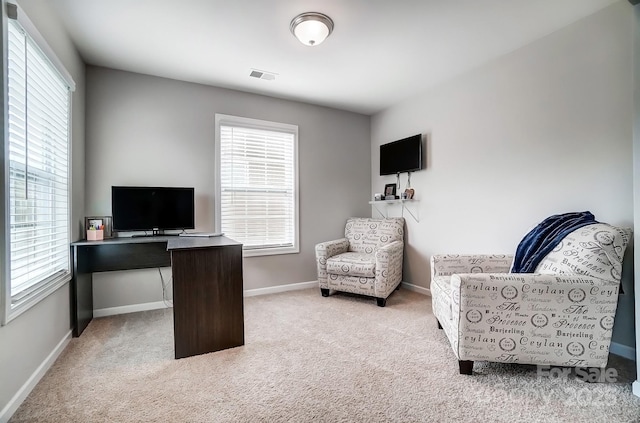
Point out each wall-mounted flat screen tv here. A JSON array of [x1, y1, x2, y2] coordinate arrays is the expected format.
[[112, 186, 195, 232], [379, 134, 423, 175]]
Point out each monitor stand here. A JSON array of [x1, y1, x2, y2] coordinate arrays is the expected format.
[[131, 229, 179, 238]]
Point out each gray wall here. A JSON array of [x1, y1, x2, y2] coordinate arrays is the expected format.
[[371, 2, 635, 349], [85, 66, 371, 309], [0, 0, 85, 416]]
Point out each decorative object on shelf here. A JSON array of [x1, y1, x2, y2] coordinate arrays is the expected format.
[[290, 12, 334, 46], [85, 216, 112, 239], [404, 172, 415, 199], [404, 188, 415, 199], [374, 193, 382, 201], [384, 183, 397, 200]]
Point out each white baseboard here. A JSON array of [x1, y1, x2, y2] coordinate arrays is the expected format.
[[609, 341, 635, 361], [633, 381, 640, 398], [93, 281, 320, 317], [94, 281, 430, 318], [402, 281, 431, 296], [243, 280, 317, 297], [0, 330, 71, 423], [94, 301, 169, 317]]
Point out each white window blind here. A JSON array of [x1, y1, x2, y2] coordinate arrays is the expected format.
[[217, 116, 298, 256], [5, 17, 71, 315]]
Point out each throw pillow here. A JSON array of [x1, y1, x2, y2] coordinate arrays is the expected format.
[[534, 223, 632, 284]]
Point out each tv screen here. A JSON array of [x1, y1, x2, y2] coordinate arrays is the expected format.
[[112, 186, 195, 232], [379, 134, 422, 175]]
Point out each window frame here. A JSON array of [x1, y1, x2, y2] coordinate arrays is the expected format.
[[214, 114, 299, 257], [1, 3, 75, 324]]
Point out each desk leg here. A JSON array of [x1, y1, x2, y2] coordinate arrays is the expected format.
[[72, 271, 93, 337]]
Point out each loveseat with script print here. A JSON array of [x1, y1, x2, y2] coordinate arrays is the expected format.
[[430, 222, 631, 375]]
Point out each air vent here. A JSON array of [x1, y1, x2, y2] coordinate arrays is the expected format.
[[249, 69, 277, 81]]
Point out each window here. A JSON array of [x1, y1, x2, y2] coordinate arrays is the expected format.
[[215, 114, 299, 257], [2, 6, 74, 323]]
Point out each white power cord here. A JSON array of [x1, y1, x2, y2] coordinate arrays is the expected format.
[[158, 268, 173, 308]]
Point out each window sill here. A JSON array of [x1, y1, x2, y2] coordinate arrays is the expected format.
[[243, 246, 299, 258], [4, 275, 71, 325]]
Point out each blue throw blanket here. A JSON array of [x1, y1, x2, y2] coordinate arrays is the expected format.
[[510, 211, 597, 273]]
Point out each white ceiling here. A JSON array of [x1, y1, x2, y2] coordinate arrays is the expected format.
[[50, 0, 620, 115]]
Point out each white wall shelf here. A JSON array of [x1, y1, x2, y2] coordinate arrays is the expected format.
[[369, 199, 419, 222]]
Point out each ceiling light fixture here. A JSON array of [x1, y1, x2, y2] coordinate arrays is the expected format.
[[290, 12, 334, 46]]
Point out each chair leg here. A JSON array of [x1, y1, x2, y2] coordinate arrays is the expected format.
[[320, 288, 329, 297], [459, 360, 474, 375], [376, 297, 386, 307], [437, 319, 443, 330], [395, 283, 401, 291]]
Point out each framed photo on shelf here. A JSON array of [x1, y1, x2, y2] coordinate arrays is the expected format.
[[85, 216, 113, 238], [384, 183, 397, 198]]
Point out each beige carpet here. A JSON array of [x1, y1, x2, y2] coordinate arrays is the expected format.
[[10, 288, 640, 422]]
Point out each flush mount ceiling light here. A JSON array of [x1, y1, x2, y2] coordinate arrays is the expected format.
[[290, 12, 334, 46]]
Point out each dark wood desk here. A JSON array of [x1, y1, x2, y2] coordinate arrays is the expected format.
[[167, 237, 244, 358], [70, 236, 244, 359]]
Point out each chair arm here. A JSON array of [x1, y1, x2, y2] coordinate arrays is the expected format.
[[450, 273, 619, 367], [315, 238, 349, 289], [377, 240, 404, 255], [374, 240, 404, 298], [316, 238, 349, 259], [430, 254, 514, 279]]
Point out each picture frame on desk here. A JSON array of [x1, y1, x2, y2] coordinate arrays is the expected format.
[[85, 216, 113, 239]]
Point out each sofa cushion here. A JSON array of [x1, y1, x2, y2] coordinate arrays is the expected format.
[[535, 223, 632, 284], [326, 252, 376, 278]]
